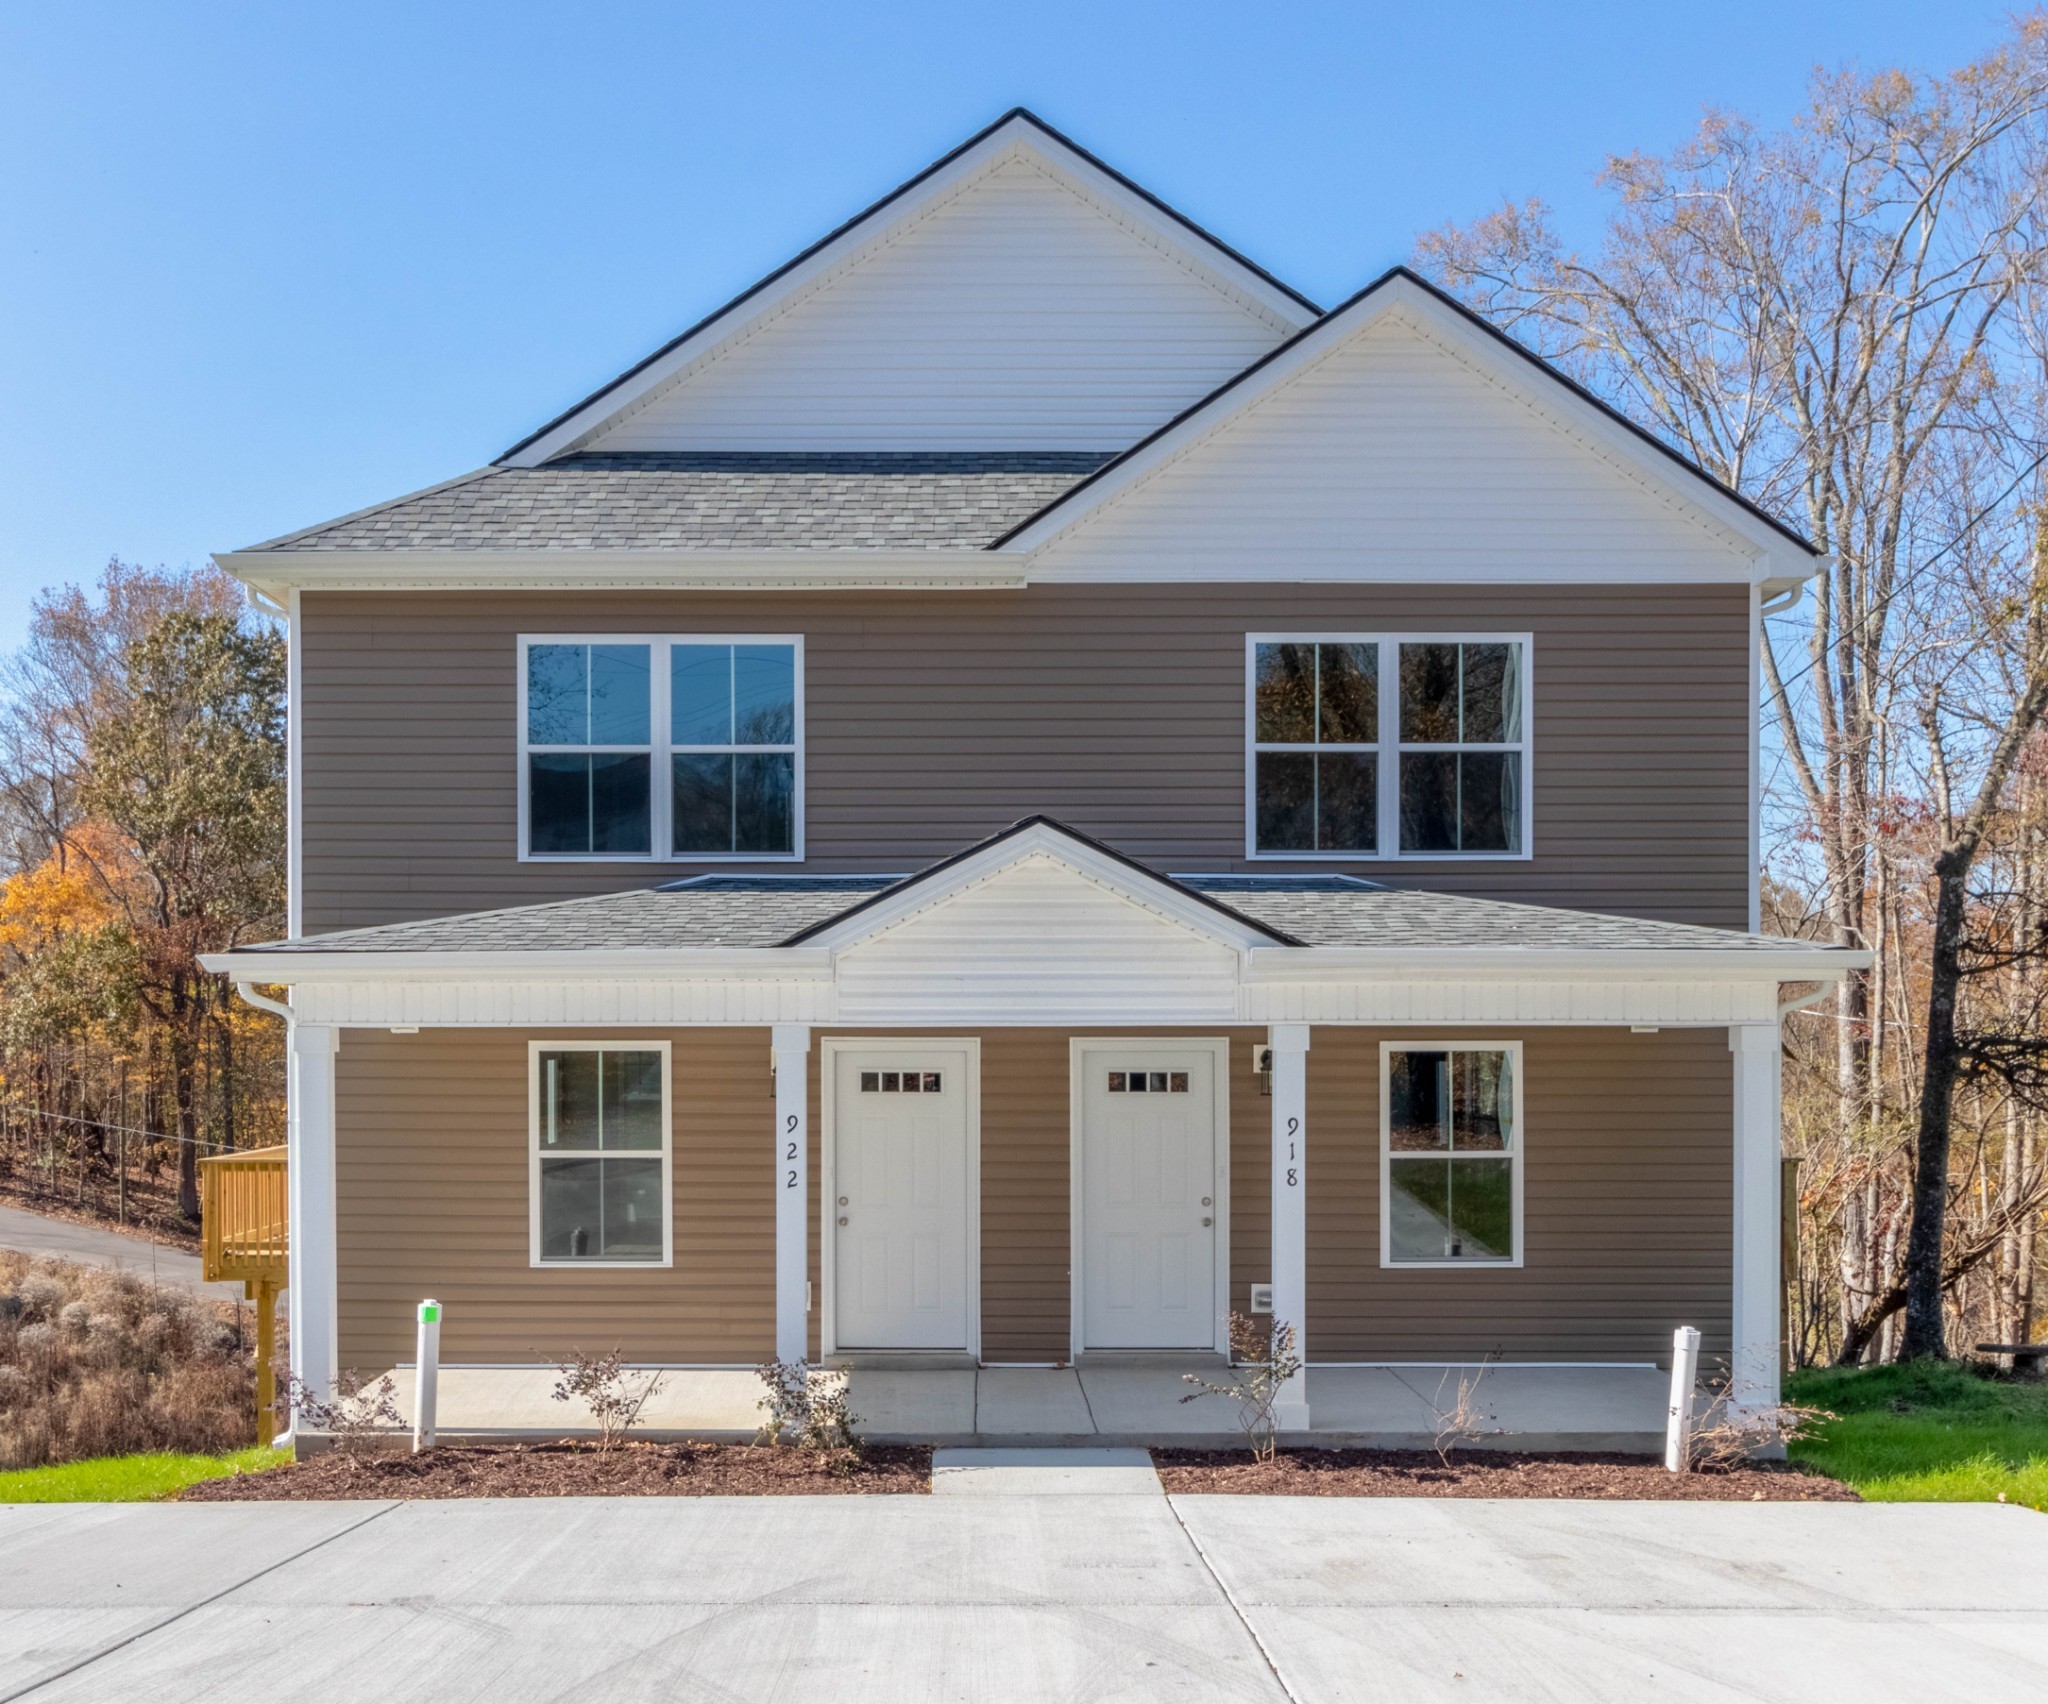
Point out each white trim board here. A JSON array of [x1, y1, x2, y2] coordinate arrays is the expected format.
[[819, 1036, 982, 1360], [1068, 1036, 1232, 1359]]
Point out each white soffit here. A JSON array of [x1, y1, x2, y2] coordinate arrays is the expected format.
[[499, 113, 1318, 465], [999, 271, 1819, 583]]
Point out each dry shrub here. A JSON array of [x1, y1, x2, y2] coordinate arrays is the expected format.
[[0, 1250, 254, 1469]]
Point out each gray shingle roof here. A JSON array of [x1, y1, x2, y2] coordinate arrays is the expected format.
[[1177, 878, 1832, 952], [248, 453, 1113, 552], [241, 873, 1833, 957]]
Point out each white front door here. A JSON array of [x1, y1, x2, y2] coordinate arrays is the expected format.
[[1078, 1045, 1221, 1350], [831, 1046, 972, 1351]]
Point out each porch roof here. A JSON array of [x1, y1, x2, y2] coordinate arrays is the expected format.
[[220, 819, 1841, 961]]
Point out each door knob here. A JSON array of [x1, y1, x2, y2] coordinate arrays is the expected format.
[[838, 1196, 848, 1206], [1202, 1217, 1213, 1227], [838, 1216, 848, 1226], [1201, 1197, 1212, 1207]]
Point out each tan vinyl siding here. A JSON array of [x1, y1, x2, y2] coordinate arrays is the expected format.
[[336, 1024, 1730, 1370], [1306, 1027, 1732, 1360], [300, 582, 1751, 933], [335, 1026, 776, 1369]]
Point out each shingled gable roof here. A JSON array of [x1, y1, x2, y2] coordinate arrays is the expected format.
[[989, 266, 1822, 569], [493, 108, 1322, 470]]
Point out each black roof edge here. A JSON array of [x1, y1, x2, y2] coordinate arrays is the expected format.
[[775, 814, 1308, 948], [495, 107, 1323, 466], [988, 264, 1819, 558]]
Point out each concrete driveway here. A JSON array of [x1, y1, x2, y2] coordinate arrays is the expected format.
[[0, 1490, 2042, 1701]]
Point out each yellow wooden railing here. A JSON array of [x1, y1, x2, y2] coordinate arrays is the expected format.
[[199, 1145, 288, 1444]]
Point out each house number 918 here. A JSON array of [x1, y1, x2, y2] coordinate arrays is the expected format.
[[1286, 1116, 1300, 1188]]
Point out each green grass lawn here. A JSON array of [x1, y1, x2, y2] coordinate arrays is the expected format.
[[0, 1445, 288, 1503], [1787, 1361, 2048, 1508]]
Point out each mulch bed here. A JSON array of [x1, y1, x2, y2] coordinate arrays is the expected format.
[[1152, 1448, 1858, 1501], [179, 1440, 932, 1500]]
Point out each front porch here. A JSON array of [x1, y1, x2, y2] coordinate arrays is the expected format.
[[365, 1361, 1672, 1452]]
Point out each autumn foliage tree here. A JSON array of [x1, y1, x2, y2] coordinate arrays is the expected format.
[[0, 564, 286, 1226]]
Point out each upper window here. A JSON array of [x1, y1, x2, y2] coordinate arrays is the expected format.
[[530, 1043, 671, 1266], [520, 636, 802, 860], [1381, 1043, 1521, 1267], [1246, 636, 1527, 859]]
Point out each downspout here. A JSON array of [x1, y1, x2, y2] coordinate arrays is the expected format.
[[1778, 980, 1837, 1022]]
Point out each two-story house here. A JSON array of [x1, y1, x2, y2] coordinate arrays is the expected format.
[[207, 111, 1860, 1439]]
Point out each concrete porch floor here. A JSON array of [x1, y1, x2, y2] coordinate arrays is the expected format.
[[361, 1363, 1670, 1453]]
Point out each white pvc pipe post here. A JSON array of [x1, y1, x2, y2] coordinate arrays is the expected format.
[[1665, 1325, 1701, 1472], [413, 1299, 442, 1453]]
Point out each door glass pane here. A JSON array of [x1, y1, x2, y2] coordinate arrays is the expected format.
[[603, 1052, 664, 1149], [1387, 1051, 1450, 1150], [1399, 753, 1458, 852], [733, 644, 796, 744], [1253, 643, 1315, 742], [588, 754, 651, 853], [1458, 753, 1519, 853], [733, 752, 795, 853], [538, 1156, 602, 1258], [1460, 643, 1517, 743], [1317, 643, 1377, 742], [1315, 753, 1377, 851], [1255, 751, 1315, 851], [588, 645, 651, 744], [527, 645, 588, 744], [1399, 643, 1460, 742], [599, 1158, 664, 1258], [671, 645, 732, 746]]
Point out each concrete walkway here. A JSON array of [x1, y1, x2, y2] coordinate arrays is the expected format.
[[372, 1362, 1671, 1450], [0, 1202, 244, 1304], [0, 1494, 2041, 1701]]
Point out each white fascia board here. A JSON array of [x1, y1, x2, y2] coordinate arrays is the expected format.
[[798, 825, 1280, 954], [499, 119, 1315, 469], [214, 549, 1021, 600], [202, 947, 833, 982], [1241, 946, 1868, 980], [999, 275, 1814, 580]]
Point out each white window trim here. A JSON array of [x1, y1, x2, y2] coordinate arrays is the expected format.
[[528, 1039, 675, 1269], [1244, 633, 1534, 862], [516, 633, 806, 863], [1378, 1038, 1525, 1270]]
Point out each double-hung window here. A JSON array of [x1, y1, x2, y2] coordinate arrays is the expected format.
[[520, 635, 803, 860], [531, 1042, 671, 1266], [1246, 635, 1528, 859], [1381, 1042, 1522, 1266]]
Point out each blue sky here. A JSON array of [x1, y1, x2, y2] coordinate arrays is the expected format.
[[0, 1, 2003, 647]]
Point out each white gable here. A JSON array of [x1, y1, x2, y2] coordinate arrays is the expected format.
[[572, 155, 1295, 455], [1019, 289, 1802, 584], [830, 852, 1245, 1023]]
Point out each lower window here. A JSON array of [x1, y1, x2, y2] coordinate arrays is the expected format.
[[531, 1044, 671, 1265], [1382, 1043, 1520, 1265]]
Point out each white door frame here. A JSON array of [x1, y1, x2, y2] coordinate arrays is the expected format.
[[1068, 1036, 1231, 1360], [820, 1036, 982, 1359]]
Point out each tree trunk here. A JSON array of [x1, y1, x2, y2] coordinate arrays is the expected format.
[[1902, 846, 1972, 1359], [170, 980, 202, 1221]]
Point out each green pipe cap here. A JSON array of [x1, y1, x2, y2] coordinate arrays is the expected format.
[[418, 1300, 442, 1324]]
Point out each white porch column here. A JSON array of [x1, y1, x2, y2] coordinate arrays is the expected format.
[[287, 1022, 339, 1410], [1729, 1022, 1782, 1416], [773, 1024, 812, 1364], [1268, 1023, 1311, 1430]]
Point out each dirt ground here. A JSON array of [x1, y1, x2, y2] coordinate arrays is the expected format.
[[179, 1440, 933, 1499], [1151, 1448, 1858, 1500]]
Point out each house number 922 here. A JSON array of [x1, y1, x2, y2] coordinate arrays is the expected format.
[[785, 1114, 800, 1187]]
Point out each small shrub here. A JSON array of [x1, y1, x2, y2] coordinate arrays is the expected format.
[[281, 1369, 404, 1470], [1179, 1313, 1303, 1463], [547, 1348, 664, 1451], [754, 1359, 862, 1460], [1686, 1382, 1834, 1472], [1428, 1350, 1507, 1468]]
